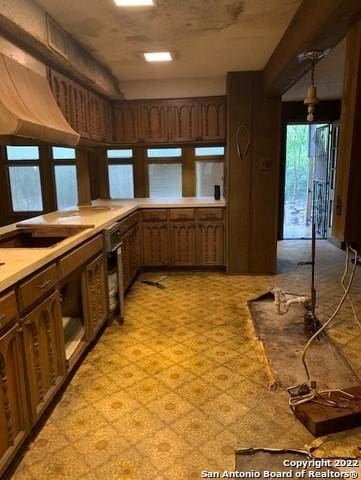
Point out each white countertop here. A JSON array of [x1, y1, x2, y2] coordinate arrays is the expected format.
[[0, 197, 225, 293]]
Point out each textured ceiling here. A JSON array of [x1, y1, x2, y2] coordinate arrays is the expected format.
[[34, 0, 302, 82]]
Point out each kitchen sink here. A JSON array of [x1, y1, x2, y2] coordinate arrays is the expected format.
[[57, 206, 122, 217], [0, 226, 90, 249]]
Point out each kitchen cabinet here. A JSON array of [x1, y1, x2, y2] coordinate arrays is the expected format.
[[169, 223, 196, 266], [138, 101, 169, 144], [47, 67, 113, 143], [171, 99, 199, 142], [21, 291, 66, 422], [113, 103, 139, 144], [113, 97, 226, 145], [0, 323, 29, 477], [83, 254, 108, 340], [141, 208, 225, 267], [197, 222, 224, 266], [142, 222, 169, 266], [199, 97, 226, 141], [128, 225, 141, 287]]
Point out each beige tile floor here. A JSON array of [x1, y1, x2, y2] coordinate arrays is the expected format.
[[12, 240, 361, 479]]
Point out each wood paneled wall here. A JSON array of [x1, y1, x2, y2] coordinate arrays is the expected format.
[[226, 72, 281, 274], [333, 20, 361, 246]]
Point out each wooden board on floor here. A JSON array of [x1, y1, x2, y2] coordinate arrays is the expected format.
[[295, 385, 361, 437]]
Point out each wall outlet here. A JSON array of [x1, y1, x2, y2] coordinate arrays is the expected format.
[[258, 157, 271, 171]]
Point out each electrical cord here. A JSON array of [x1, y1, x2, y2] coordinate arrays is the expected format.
[[288, 244, 359, 408], [341, 245, 361, 330]]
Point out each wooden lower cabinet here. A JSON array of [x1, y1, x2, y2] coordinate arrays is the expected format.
[[142, 222, 168, 266], [121, 225, 140, 291], [197, 222, 224, 266], [83, 254, 108, 340], [21, 291, 66, 422], [0, 324, 29, 476], [169, 223, 196, 266]]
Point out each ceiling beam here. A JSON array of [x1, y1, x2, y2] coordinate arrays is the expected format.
[[263, 0, 361, 97]]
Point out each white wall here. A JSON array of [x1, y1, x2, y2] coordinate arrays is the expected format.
[[120, 76, 226, 100]]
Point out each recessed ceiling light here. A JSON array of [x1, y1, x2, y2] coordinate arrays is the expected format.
[[114, 0, 154, 6], [144, 52, 173, 62]]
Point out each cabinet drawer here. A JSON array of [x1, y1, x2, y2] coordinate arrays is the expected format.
[[0, 290, 18, 331], [169, 209, 195, 221], [58, 235, 103, 280], [18, 264, 57, 312], [197, 208, 224, 220], [127, 211, 139, 229], [117, 218, 129, 236], [142, 209, 168, 222]]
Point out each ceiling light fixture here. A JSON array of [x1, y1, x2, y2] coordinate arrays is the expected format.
[[144, 52, 172, 62], [114, 0, 154, 6]]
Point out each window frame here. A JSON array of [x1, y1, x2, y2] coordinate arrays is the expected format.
[[4, 145, 45, 215], [146, 147, 184, 199], [51, 147, 78, 210], [194, 146, 225, 197], [107, 148, 135, 199]]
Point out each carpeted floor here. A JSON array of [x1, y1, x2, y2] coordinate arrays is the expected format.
[[11, 240, 361, 479]]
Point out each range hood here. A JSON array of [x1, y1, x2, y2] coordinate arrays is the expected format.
[[0, 54, 80, 146]]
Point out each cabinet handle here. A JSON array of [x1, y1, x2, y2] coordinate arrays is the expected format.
[[37, 279, 52, 289], [0, 314, 6, 326]]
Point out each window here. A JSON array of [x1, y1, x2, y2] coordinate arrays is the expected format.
[[52, 147, 78, 209], [109, 165, 134, 199], [195, 146, 225, 157], [195, 145, 225, 197], [149, 164, 182, 198], [6, 146, 43, 212], [147, 147, 183, 198], [147, 148, 182, 158], [107, 149, 134, 199], [196, 162, 224, 196]]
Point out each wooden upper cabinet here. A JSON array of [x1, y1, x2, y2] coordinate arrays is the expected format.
[[21, 291, 66, 422], [171, 99, 199, 142], [199, 97, 226, 141], [47, 67, 113, 142], [138, 101, 170, 144], [0, 324, 29, 477], [114, 103, 139, 144]]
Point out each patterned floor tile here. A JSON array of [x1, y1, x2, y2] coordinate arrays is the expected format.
[[147, 391, 195, 424], [12, 240, 361, 479]]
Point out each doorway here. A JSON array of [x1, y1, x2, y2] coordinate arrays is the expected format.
[[283, 123, 332, 239]]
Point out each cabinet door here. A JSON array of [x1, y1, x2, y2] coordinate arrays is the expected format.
[[171, 100, 199, 142], [197, 222, 224, 266], [169, 223, 196, 266], [83, 254, 109, 339], [113, 103, 139, 144], [0, 325, 29, 477], [128, 225, 140, 285], [121, 232, 131, 291], [22, 291, 66, 422], [138, 102, 169, 144], [142, 223, 168, 266], [199, 97, 226, 141]]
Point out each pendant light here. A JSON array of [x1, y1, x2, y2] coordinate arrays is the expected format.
[[299, 49, 330, 122]]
